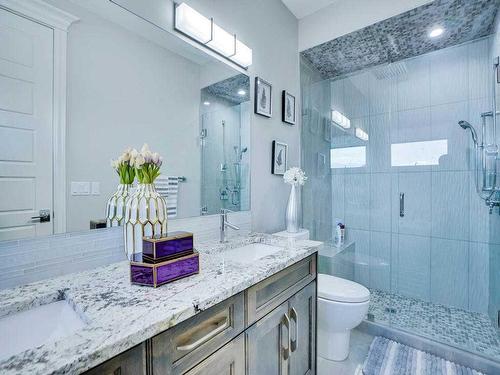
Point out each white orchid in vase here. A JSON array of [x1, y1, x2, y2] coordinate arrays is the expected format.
[[283, 167, 307, 186], [130, 144, 163, 184], [123, 143, 167, 259], [110, 148, 136, 185]]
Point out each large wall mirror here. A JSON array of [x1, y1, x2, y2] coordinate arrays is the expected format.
[[0, 0, 251, 241]]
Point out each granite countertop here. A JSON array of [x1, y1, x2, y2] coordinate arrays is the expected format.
[[0, 233, 322, 375]]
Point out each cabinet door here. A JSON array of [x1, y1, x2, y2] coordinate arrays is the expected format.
[[289, 282, 316, 375], [183, 334, 245, 375], [84, 343, 147, 375], [246, 301, 290, 375]]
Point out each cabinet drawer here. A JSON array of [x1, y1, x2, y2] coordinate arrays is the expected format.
[[152, 292, 245, 375], [183, 334, 245, 375], [84, 343, 147, 375], [246, 255, 316, 326]]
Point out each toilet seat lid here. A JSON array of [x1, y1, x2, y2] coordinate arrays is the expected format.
[[318, 274, 370, 303]]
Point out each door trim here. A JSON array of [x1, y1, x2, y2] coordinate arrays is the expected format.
[[0, 0, 79, 234]]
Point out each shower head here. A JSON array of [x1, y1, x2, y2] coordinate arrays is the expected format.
[[458, 120, 478, 145], [233, 146, 248, 161]]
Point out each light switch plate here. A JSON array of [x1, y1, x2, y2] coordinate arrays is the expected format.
[[91, 182, 100, 195], [71, 182, 90, 196]]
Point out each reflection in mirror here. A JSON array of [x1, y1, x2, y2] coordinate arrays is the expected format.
[[0, 0, 250, 241], [200, 74, 251, 215]]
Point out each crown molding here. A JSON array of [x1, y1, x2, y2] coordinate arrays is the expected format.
[[0, 0, 79, 30]]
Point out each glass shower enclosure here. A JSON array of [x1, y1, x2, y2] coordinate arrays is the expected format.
[[301, 35, 500, 362]]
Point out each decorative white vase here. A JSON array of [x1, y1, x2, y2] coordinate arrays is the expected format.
[[286, 183, 299, 233], [105, 184, 132, 227], [124, 183, 167, 260]]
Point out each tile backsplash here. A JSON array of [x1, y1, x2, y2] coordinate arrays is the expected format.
[[0, 211, 251, 290]]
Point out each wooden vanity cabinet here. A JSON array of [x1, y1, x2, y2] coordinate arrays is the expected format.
[[152, 293, 245, 374], [84, 255, 317, 375], [183, 334, 245, 375], [246, 282, 316, 375], [83, 343, 148, 375]]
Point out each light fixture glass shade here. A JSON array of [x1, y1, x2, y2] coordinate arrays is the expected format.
[[230, 40, 253, 67], [175, 3, 212, 44], [355, 127, 369, 141], [331, 110, 351, 129], [207, 23, 236, 56]]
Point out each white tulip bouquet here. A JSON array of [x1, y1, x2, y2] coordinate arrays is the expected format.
[[130, 143, 163, 184], [283, 167, 307, 186], [110, 148, 136, 185]]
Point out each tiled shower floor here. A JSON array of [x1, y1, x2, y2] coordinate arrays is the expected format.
[[368, 289, 500, 362]]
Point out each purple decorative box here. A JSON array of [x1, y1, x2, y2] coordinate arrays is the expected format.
[[142, 231, 194, 261], [130, 251, 200, 287]]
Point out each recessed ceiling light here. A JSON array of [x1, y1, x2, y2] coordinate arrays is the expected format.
[[237, 89, 246, 96], [203, 101, 210, 106], [429, 27, 444, 38]]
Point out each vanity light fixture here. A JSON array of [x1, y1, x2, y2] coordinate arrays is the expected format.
[[203, 101, 210, 106], [237, 89, 246, 96], [207, 23, 236, 56], [174, 2, 252, 68], [429, 27, 444, 38], [355, 127, 369, 141], [331, 110, 351, 129], [174, 3, 212, 43]]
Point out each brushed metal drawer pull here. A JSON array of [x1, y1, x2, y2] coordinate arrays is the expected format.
[[176, 316, 230, 352], [281, 313, 291, 361], [289, 307, 298, 353]]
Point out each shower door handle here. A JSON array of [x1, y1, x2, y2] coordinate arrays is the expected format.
[[399, 193, 405, 217]]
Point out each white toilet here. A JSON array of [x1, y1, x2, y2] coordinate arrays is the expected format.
[[317, 274, 370, 361]]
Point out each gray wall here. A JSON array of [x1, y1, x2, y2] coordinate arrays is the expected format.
[[187, 0, 301, 233]]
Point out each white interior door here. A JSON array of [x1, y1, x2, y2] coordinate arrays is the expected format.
[[0, 7, 54, 240]]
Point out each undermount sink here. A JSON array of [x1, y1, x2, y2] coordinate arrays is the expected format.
[[0, 299, 86, 361], [224, 243, 283, 263]]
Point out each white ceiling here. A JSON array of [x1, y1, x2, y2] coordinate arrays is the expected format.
[[281, 0, 340, 19]]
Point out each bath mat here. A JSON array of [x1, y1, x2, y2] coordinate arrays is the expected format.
[[363, 336, 485, 375]]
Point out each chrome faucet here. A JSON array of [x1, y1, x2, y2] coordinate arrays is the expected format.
[[220, 209, 239, 243]]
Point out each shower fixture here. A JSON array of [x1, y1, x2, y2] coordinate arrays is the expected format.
[[459, 57, 500, 214], [458, 120, 478, 145]]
